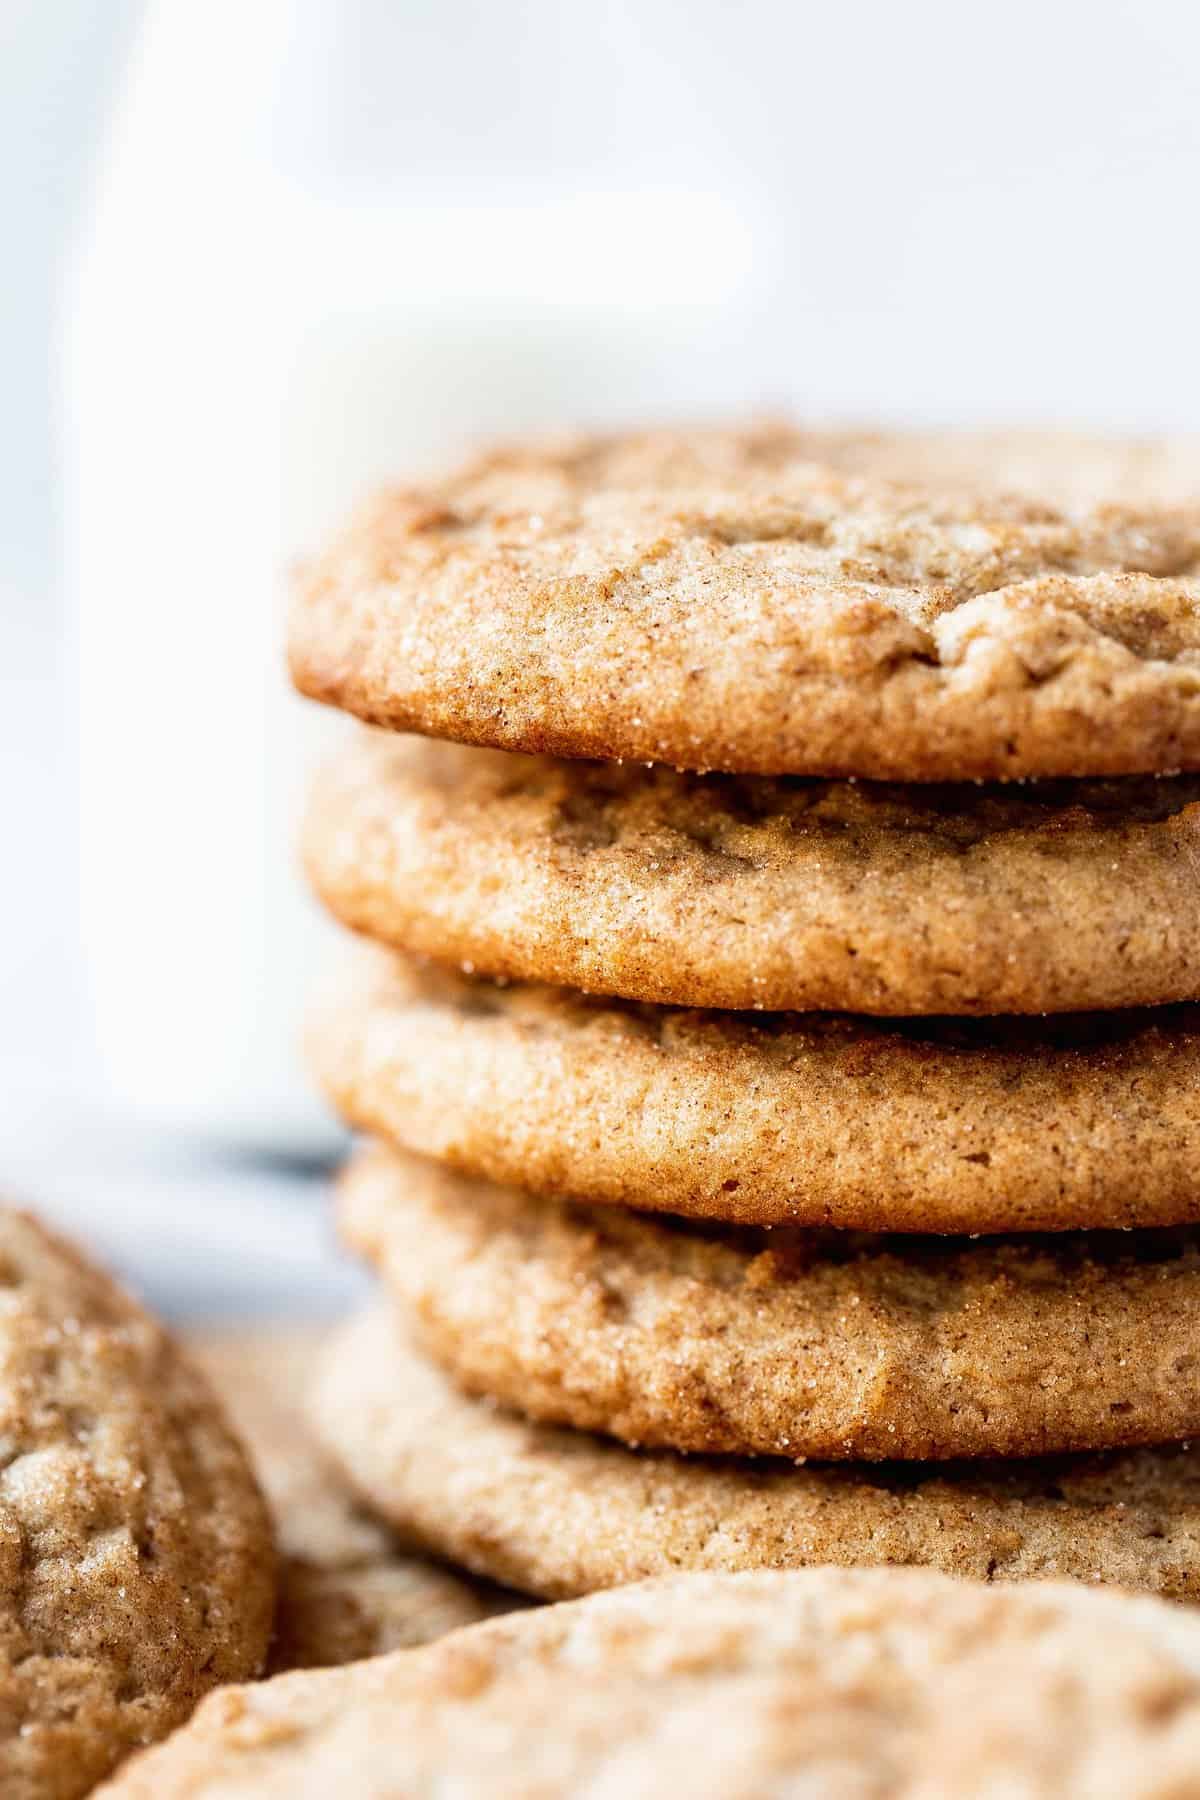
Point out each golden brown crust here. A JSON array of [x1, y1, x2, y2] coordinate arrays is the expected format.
[[312, 1309, 1200, 1604], [306, 732, 1200, 1015], [187, 1329, 512, 1672], [0, 1212, 275, 1800], [95, 1565, 1200, 1798], [310, 949, 1200, 1234], [289, 424, 1200, 780], [340, 1145, 1200, 1463]]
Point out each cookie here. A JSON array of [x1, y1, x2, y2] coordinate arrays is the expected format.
[[310, 950, 1200, 1234], [0, 1210, 274, 1800], [311, 1308, 1200, 1602], [305, 731, 1200, 1015], [289, 423, 1200, 780], [339, 1145, 1200, 1463], [188, 1328, 514, 1672], [95, 1565, 1200, 1798]]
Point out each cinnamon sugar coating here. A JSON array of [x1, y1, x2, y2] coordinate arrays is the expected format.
[[339, 1145, 1200, 1463], [290, 424, 1200, 779], [0, 1212, 274, 1799], [310, 951, 1200, 1234], [98, 1565, 1200, 1798], [305, 731, 1200, 1014], [310, 1308, 1200, 1606]]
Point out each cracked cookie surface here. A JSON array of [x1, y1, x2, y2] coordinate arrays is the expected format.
[[290, 423, 1200, 779], [306, 731, 1200, 1014], [0, 1211, 274, 1800]]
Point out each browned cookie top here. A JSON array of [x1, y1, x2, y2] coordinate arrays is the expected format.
[[0, 1212, 274, 1800], [306, 731, 1200, 1014], [290, 423, 1200, 779]]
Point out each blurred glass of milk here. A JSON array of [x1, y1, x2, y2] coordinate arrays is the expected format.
[[64, 0, 761, 1155]]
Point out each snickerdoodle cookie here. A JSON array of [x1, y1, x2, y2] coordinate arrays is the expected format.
[[98, 1566, 1200, 1798], [305, 733, 1200, 1016], [339, 1146, 1200, 1463], [311, 951, 1200, 1234], [0, 1210, 274, 1800], [311, 1308, 1200, 1603], [289, 424, 1200, 780], [188, 1328, 515, 1673]]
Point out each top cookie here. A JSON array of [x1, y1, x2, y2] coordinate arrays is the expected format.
[[290, 423, 1200, 779], [98, 1568, 1200, 1798], [0, 1210, 274, 1800]]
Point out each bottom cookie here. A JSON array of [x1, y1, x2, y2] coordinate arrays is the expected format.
[[102, 1567, 1200, 1798], [311, 1307, 1200, 1602], [190, 1327, 519, 1669]]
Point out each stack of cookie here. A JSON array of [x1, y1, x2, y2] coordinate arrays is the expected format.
[[290, 424, 1200, 1604]]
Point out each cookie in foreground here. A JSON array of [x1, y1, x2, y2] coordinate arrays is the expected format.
[[100, 1565, 1200, 1797], [0, 1210, 274, 1800]]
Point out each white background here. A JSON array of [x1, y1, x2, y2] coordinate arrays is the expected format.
[[2, 0, 1198, 1310]]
